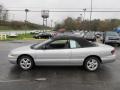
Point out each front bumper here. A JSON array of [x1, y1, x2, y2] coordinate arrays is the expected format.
[[105, 40, 120, 44], [101, 54, 116, 64], [8, 54, 17, 64]]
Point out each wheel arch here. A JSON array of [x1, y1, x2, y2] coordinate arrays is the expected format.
[[83, 55, 102, 65], [17, 54, 35, 65]]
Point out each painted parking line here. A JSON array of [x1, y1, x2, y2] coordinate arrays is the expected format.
[[0, 78, 47, 83], [0, 80, 28, 83], [35, 78, 47, 81]]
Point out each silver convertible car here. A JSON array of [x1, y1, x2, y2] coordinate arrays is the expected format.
[[8, 35, 116, 71]]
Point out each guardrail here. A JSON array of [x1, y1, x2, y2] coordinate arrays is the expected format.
[[0, 34, 7, 40]]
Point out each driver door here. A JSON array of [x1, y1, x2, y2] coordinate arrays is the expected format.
[[36, 39, 71, 65]]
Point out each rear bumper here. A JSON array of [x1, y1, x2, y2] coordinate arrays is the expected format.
[[101, 54, 116, 64]]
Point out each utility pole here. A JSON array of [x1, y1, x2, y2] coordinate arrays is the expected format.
[[83, 8, 86, 31], [83, 8, 86, 22], [90, 0, 93, 31], [80, 14, 83, 21]]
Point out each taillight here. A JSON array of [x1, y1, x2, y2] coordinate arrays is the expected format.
[[111, 49, 115, 55]]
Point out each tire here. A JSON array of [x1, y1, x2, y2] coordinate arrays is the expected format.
[[18, 56, 34, 70], [113, 43, 119, 47], [84, 57, 100, 72], [119, 43, 120, 47], [39, 37, 41, 39], [117, 43, 120, 47]]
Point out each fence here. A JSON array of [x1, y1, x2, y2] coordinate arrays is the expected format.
[[0, 34, 7, 40]]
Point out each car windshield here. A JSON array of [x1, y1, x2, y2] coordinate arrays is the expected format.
[[106, 32, 119, 36], [31, 39, 52, 49]]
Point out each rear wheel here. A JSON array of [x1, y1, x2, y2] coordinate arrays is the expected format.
[[84, 57, 100, 71], [18, 56, 34, 70]]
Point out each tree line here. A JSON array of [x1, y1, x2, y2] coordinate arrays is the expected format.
[[54, 17, 120, 31], [0, 20, 51, 30]]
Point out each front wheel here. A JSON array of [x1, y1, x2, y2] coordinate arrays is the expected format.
[[84, 57, 100, 72], [18, 56, 34, 70]]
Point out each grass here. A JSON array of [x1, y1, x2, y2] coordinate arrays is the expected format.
[[7, 33, 33, 40], [0, 26, 13, 30]]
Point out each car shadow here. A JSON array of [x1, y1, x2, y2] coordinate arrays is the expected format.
[[7, 64, 114, 83]]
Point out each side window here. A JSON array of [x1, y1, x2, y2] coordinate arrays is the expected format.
[[70, 40, 81, 49], [47, 39, 69, 49]]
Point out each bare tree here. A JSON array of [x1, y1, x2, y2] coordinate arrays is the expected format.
[[0, 5, 3, 20], [2, 10, 8, 21], [0, 4, 8, 21]]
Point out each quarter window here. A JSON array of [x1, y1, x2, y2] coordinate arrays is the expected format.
[[70, 40, 81, 49]]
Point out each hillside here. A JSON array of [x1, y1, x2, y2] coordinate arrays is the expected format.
[[0, 20, 50, 30]]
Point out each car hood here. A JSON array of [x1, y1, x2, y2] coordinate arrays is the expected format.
[[11, 45, 32, 53]]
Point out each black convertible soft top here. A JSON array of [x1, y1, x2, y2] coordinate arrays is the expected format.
[[52, 35, 96, 47]]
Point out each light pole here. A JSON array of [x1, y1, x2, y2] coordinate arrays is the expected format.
[[51, 20, 53, 29], [25, 9, 29, 34], [12, 14, 15, 21], [90, 0, 93, 31]]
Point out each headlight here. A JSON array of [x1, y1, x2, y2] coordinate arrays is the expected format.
[[10, 54, 17, 56], [8, 53, 18, 57]]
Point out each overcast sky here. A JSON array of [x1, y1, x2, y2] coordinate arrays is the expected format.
[[1, 0, 120, 26]]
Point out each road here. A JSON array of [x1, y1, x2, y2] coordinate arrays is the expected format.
[[0, 40, 120, 90]]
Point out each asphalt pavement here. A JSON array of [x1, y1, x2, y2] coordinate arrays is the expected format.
[[0, 40, 120, 90]]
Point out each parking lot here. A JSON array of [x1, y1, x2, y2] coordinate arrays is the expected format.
[[0, 40, 120, 90]]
